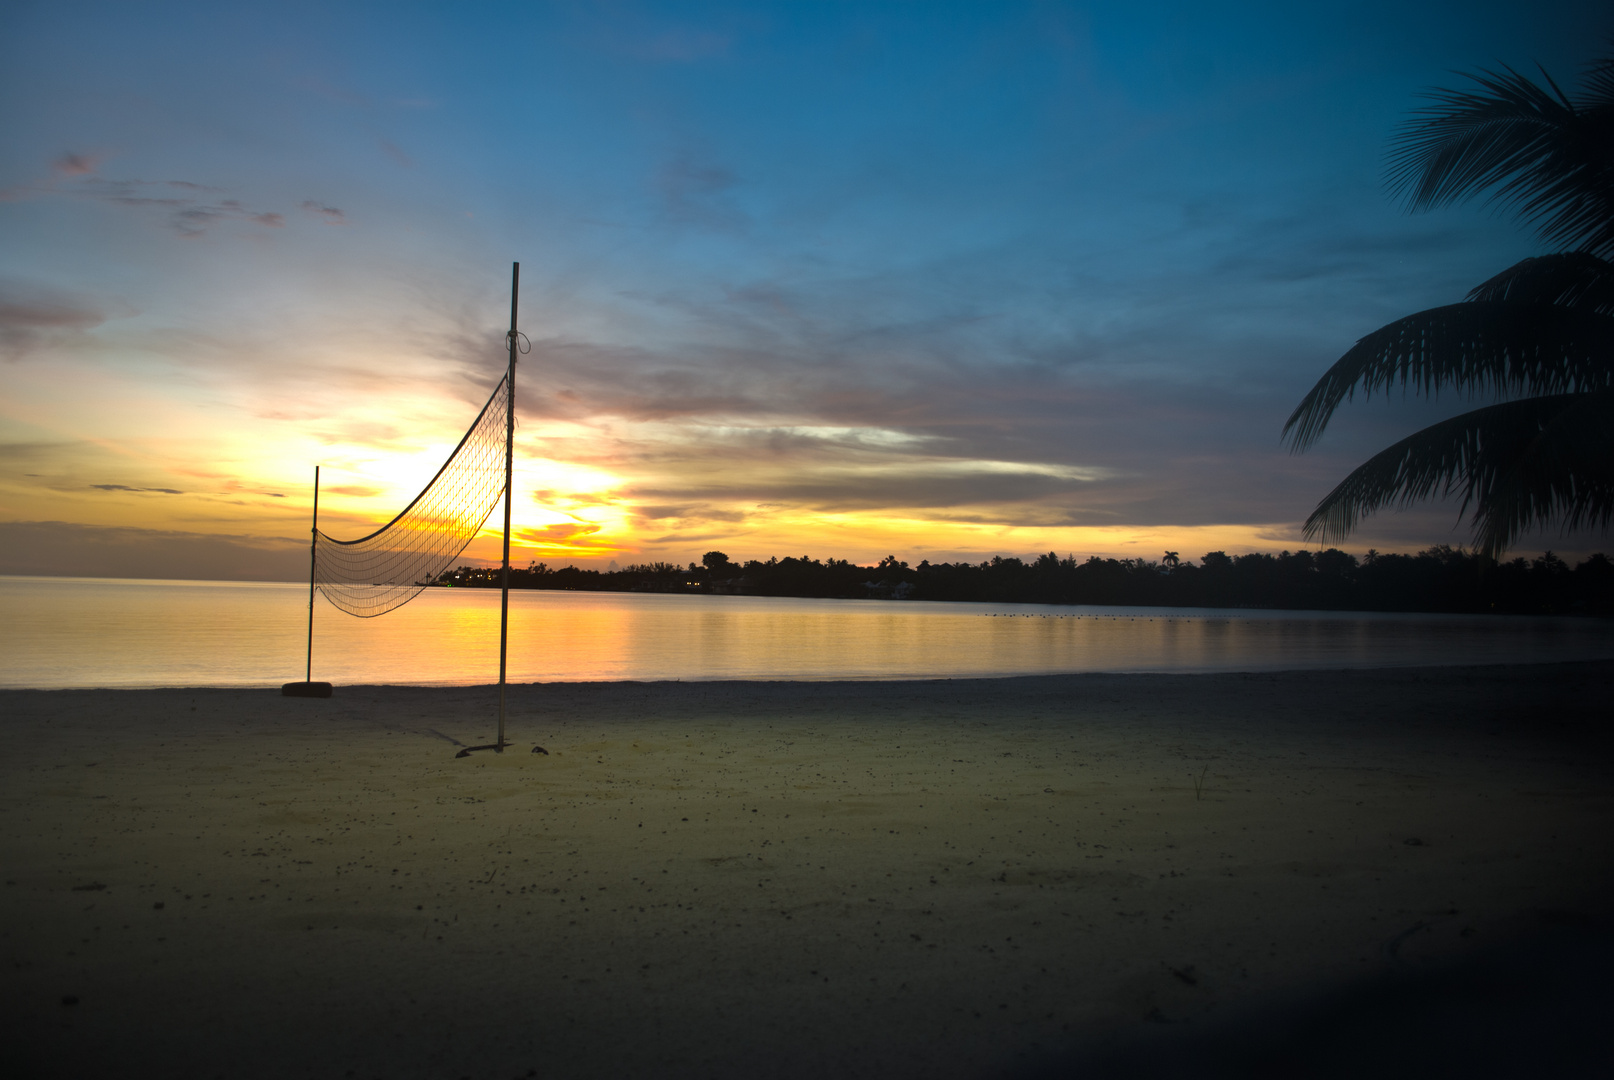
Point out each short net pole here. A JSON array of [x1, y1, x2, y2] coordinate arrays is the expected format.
[[283, 467, 331, 697], [497, 262, 519, 751]]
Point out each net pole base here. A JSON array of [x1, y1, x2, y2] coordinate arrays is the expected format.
[[282, 681, 333, 698], [454, 742, 548, 758], [455, 740, 511, 758]]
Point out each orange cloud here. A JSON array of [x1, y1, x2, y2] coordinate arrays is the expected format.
[[512, 521, 619, 551]]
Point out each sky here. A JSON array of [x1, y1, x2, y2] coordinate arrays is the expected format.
[[2, 0, 1610, 581]]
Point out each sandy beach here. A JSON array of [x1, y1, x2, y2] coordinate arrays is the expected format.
[[3, 663, 1612, 1078]]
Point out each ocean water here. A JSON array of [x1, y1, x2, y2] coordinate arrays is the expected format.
[[2, 575, 1612, 689]]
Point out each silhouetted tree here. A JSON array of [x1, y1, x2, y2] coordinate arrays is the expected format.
[[435, 547, 1611, 612], [1285, 53, 1614, 556]]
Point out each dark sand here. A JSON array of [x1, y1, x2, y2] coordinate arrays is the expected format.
[[3, 663, 1612, 1078]]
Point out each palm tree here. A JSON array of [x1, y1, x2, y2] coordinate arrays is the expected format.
[[1284, 54, 1614, 557]]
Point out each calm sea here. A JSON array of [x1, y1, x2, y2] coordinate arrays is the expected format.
[[2, 575, 1612, 689]]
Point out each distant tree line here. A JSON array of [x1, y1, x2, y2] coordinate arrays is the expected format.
[[433, 546, 1614, 615]]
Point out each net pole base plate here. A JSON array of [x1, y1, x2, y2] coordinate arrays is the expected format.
[[282, 681, 333, 698]]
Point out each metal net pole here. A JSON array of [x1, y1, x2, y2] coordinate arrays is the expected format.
[[498, 262, 519, 751]]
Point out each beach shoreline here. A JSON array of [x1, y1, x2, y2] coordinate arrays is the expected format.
[[4, 663, 1612, 1077]]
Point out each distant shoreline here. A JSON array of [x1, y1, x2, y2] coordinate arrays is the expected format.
[[8, 569, 1614, 619], [430, 545, 1614, 616]]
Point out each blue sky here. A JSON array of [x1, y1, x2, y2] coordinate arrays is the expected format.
[[2, 1, 1609, 578]]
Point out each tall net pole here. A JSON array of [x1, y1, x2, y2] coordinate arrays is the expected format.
[[306, 465, 319, 682], [497, 262, 519, 751]]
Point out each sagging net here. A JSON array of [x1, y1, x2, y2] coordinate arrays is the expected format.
[[314, 375, 510, 617]]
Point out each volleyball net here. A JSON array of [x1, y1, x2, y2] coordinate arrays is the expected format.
[[313, 374, 510, 617]]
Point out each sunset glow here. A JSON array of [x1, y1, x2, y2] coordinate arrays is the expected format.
[[2, 2, 1606, 580]]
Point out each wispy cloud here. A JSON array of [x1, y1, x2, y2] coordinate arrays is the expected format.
[[0, 281, 109, 360], [91, 483, 185, 494], [70, 176, 286, 234], [22, 153, 297, 235], [631, 503, 749, 524], [301, 200, 347, 225], [379, 139, 413, 167], [0, 148, 107, 201], [52, 151, 101, 177], [656, 151, 744, 230], [172, 201, 284, 234]]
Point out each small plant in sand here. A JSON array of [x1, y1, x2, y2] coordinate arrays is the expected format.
[[1191, 764, 1209, 801]]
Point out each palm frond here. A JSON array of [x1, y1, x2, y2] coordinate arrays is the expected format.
[[1303, 392, 1614, 557], [1283, 300, 1614, 450], [1584, 54, 1614, 106], [1465, 251, 1614, 312], [1386, 60, 1614, 257]]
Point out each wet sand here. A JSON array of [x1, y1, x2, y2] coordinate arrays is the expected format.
[[3, 663, 1612, 1078]]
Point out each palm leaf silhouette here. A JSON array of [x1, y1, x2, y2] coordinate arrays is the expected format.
[[1289, 50, 1614, 557], [1387, 58, 1614, 257], [1465, 251, 1614, 310], [1283, 293, 1614, 451], [1304, 391, 1614, 555]]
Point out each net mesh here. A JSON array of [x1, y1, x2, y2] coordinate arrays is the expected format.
[[314, 375, 509, 617]]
